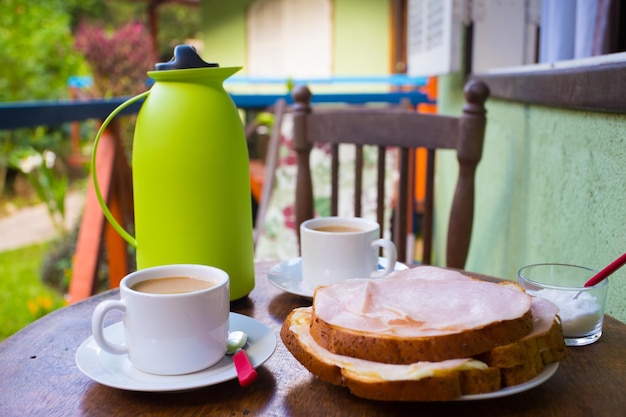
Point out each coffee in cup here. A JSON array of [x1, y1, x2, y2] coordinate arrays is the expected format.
[[131, 276, 217, 294], [312, 225, 363, 233], [91, 264, 229, 375], [300, 216, 397, 291]]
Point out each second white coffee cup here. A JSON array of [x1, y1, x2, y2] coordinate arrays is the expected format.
[[300, 217, 397, 291], [91, 264, 230, 376]]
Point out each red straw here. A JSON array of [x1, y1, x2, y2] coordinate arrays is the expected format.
[[584, 252, 626, 287]]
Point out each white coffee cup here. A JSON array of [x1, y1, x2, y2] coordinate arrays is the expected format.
[[91, 264, 230, 375], [300, 217, 397, 291]]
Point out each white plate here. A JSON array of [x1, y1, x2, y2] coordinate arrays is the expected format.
[[75, 313, 276, 392], [458, 362, 559, 401], [267, 257, 409, 299]]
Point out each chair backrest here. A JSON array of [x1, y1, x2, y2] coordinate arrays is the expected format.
[[291, 79, 489, 268]]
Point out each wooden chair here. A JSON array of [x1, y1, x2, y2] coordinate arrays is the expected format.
[[292, 79, 489, 268]]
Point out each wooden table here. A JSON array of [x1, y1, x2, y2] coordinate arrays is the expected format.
[[1, 262, 625, 416]]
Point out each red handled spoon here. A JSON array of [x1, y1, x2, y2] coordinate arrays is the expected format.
[[227, 331, 258, 387]]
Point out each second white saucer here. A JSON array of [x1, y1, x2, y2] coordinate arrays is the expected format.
[[267, 257, 408, 299]]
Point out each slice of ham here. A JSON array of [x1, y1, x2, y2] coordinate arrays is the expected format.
[[525, 296, 560, 338], [313, 266, 532, 338], [385, 265, 474, 282]]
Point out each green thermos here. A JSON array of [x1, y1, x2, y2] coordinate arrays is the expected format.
[[92, 45, 254, 300]]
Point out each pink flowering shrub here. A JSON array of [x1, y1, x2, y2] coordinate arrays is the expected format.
[[74, 21, 156, 97]]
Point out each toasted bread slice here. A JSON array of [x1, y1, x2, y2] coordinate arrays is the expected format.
[[281, 307, 501, 401], [310, 309, 533, 364], [460, 366, 502, 395], [500, 351, 545, 387]]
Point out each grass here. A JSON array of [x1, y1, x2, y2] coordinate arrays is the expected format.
[[0, 242, 66, 341]]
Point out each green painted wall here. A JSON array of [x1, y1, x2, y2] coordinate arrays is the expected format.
[[333, 0, 390, 76], [201, 0, 254, 70], [436, 74, 626, 323]]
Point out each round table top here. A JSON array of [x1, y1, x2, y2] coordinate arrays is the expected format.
[[1, 261, 625, 416]]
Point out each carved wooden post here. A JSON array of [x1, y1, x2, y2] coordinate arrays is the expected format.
[[446, 79, 490, 268], [291, 85, 314, 252], [68, 119, 133, 303]]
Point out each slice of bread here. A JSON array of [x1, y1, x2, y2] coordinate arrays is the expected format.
[[281, 307, 501, 401], [309, 309, 534, 364]]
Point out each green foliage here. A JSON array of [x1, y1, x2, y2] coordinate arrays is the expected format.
[[87, 0, 146, 29], [156, 3, 203, 60], [8, 146, 68, 233], [0, 0, 87, 102], [256, 111, 275, 127], [40, 227, 78, 293], [1, 121, 72, 200], [0, 243, 66, 341], [0, 1, 85, 197]]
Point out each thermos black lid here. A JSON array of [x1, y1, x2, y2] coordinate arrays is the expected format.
[[154, 45, 219, 71]]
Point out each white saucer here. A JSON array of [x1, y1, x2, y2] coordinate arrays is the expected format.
[[268, 257, 409, 299], [75, 313, 276, 392], [458, 362, 559, 401]]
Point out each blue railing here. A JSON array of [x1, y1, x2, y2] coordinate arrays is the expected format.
[[230, 90, 431, 109], [0, 77, 433, 130], [225, 74, 428, 86], [0, 97, 142, 130]]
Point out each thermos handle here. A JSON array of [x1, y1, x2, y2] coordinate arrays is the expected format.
[[91, 91, 150, 248]]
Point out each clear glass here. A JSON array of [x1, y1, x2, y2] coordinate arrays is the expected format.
[[518, 263, 609, 346]]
